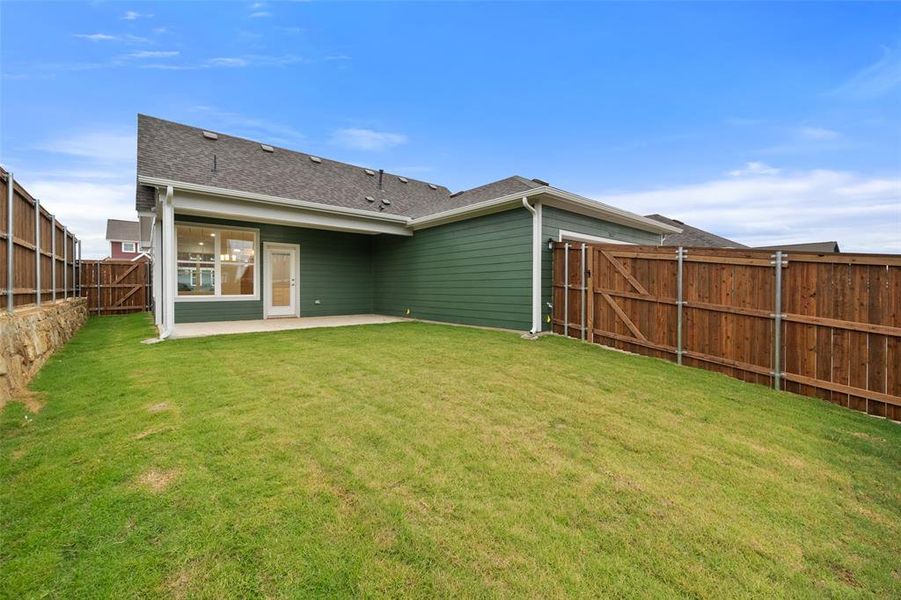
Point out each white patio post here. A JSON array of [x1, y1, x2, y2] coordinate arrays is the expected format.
[[161, 186, 176, 337], [152, 218, 162, 326]]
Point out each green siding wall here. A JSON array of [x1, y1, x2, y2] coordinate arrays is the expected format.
[[171, 206, 657, 332], [540, 206, 660, 331], [174, 215, 374, 323], [373, 208, 532, 330]]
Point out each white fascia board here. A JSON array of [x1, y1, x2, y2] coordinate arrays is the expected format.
[[410, 187, 681, 235], [537, 187, 681, 234], [172, 191, 413, 236], [138, 176, 411, 226], [408, 193, 529, 230]]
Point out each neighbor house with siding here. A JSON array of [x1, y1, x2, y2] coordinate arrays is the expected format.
[[105, 219, 149, 260], [135, 115, 678, 337]]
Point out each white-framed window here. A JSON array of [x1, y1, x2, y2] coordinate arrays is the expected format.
[[121, 241, 137, 253], [175, 223, 259, 300]]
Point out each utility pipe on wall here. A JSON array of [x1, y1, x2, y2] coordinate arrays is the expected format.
[[521, 197, 542, 334]]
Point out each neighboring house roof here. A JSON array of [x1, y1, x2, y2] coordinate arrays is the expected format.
[[755, 241, 841, 253], [105, 219, 140, 241], [134, 116, 678, 238], [645, 214, 746, 248]]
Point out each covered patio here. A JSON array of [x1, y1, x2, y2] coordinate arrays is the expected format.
[[169, 314, 403, 339]]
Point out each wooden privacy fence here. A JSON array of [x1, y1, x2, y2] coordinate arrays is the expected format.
[[79, 260, 151, 315], [552, 243, 901, 421], [1, 168, 81, 310]]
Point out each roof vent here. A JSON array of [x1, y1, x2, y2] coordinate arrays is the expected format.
[[382, 199, 392, 206], [309, 156, 322, 164], [428, 183, 438, 190], [202, 131, 218, 140], [531, 178, 549, 186], [364, 169, 375, 176], [260, 144, 274, 153], [365, 195, 375, 202], [398, 176, 408, 184]]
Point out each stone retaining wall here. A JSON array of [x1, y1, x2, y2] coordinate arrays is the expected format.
[[0, 298, 88, 402]]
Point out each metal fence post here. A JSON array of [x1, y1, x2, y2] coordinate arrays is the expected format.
[[50, 216, 56, 302], [6, 172, 13, 313], [75, 239, 80, 298], [63, 227, 68, 300], [772, 250, 784, 391], [34, 198, 41, 306], [676, 246, 685, 365], [580, 243, 586, 341], [563, 243, 570, 337]]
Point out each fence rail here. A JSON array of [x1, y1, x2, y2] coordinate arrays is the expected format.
[[553, 243, 901, 421], [79, 260, 151, 315], [1, 168, 80, 310]]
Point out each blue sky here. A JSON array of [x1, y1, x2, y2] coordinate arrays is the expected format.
[[1, 1, 899, 257]]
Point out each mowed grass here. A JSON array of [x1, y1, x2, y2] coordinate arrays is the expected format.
[[1, 314, 899, 598]]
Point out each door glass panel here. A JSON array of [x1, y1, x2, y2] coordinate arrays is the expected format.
[[270, 251, 291, 307]]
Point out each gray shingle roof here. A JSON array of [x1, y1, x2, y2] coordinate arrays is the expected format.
[[105, 219, 140, 241], [136, 115, 453, 218], [645, 214, 746, 248], [754, 241, 840, 253], [447, 176, 543, 207]]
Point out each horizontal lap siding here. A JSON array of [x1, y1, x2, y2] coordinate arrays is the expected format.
[[174, 215, 373, 323], [373, 208, 532, 330], [540, 206, 659, 331]]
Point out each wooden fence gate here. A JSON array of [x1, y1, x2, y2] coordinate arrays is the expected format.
[[552, 243, 901, 421], [79, 260, 151, 315]]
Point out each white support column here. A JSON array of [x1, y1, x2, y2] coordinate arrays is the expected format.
[[160, 186, 176, 338], [152, 218, 162, 326]]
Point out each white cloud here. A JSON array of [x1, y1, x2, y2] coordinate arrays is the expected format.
[[26, 180, 136, 259], [74, 33, 148, 43], [206, 57, 250, 68], [797, 126, 840, 141], [36, 131, 134, 163], [831, 43, 901, 99], [727, 161, 780, 177], [249, 11, 272, 18], [18, 129, 138, 258], [124, 50, 179, 59], [122, 11, 152, 21], [330, 128, 408, 151], [591, 167, 901, 253]]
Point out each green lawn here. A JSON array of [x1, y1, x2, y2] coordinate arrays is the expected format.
[[1, 314, 899, 598]]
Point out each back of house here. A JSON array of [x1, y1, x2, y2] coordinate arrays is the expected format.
[[135, 115, 678, 337]]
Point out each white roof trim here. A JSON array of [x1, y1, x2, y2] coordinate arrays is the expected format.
[[138, 176, 411, 225], [138, 176, 680, 235], [410, 187, 680, 234]]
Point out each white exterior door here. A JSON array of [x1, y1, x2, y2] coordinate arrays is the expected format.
[[264, 244, 298, 318]]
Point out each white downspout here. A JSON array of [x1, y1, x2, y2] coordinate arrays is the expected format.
[[522, 197, 542, 334], [159, 185, 175, 339]]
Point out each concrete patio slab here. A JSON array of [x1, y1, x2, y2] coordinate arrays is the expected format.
[[170, 314, 404, 339]]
